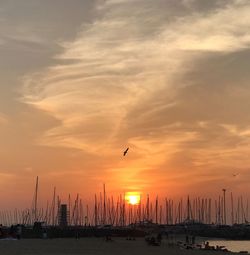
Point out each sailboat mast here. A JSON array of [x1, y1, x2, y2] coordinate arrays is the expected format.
[[34, 176, 39, 222]]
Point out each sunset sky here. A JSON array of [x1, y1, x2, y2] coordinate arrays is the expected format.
[[1, 0, 250, 209]]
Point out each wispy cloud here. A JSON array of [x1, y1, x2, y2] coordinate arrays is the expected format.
[[21, 0, 250, 190], [0, 113, 8, 125]]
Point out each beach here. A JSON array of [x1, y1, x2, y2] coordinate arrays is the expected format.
[[0, 237, 234, 255]]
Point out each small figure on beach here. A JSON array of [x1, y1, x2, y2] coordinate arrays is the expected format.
[[192, 235, 195, 244], [9, 225, 15, 238], [106, 234, 113, 241], [157, 233, 162, 244], [165, 231, 169, 239], [0, 224, 4, 239], [42, 229, 47, 239], [126, 235, 135, 241], [75, 230, 79, 240], [16, 224, 22, 240], [205, 241, 211, 250]]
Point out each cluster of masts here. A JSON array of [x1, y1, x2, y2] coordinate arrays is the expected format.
[[0, 178, 249, 227]]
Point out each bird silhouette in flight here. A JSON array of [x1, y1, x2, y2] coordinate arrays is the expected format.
[[233, 173, 239, 177], [123, 147, 129, 156]]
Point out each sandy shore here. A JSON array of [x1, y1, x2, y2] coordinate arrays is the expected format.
[[0, 237, 235, 255]]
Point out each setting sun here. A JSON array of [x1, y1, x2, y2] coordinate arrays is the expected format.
[[125, 192, 141, 205]]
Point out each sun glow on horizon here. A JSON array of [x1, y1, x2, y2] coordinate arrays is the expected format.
[[125, 192, 141, 205]]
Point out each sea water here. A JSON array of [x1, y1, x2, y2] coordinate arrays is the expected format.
[[207, 240, 250, 253]]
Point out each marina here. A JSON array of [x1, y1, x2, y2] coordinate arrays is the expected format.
[[1, 0, 250, 254], [1, 178, 250, 242]]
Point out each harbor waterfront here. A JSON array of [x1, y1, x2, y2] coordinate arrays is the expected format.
[[1, 181, 250, 240], [1, 180, 249, 228]]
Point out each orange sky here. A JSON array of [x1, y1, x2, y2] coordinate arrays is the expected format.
[[1, 0, 250, 210]]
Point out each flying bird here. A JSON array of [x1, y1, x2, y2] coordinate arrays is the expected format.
[[233, 173, 239, 177], [123, 147, 129, 156]]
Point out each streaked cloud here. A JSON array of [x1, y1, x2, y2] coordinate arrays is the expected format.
[[0, 113, 8, 125], [0, 0, 247, 201], [22, 4, 250, 128]]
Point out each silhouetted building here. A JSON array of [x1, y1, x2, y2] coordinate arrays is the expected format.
[[59, 204, 68, 227]]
